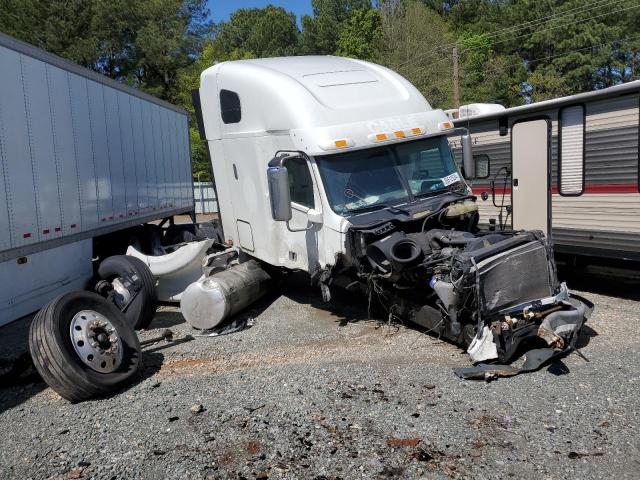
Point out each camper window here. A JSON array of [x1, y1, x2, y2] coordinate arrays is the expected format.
[[220, 89, 241, 124], [474, 154, 490, 179], [559, 105, 585, 195], [283, 157, 315, 209]]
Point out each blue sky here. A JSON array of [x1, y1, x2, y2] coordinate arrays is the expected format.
[[206, 0, 313, 24]]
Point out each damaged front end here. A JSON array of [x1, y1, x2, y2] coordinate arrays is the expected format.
[[330, 201, 593, 375]]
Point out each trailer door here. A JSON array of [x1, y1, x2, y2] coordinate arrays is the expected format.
[[511, 119, 550, 234]]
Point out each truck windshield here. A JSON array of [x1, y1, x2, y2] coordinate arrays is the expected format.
[[316, 136, 461, 215]]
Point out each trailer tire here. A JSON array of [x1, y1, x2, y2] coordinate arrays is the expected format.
[[28, 291, 142, 403], [97, 255, 157, 330]]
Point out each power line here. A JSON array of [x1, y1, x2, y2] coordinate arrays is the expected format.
[[480, 34, 640, 79], [393, 32, 640, 100], [393, 0, 636, 71], [392, 0, 621, 69], [459, 1, 640, 56], [464, 0, 619, 41]]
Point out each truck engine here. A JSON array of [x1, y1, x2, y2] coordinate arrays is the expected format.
[[328, 194, 592, 372]]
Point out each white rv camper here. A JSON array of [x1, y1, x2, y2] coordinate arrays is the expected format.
[[189, 56, 592, 381], [451, 81, 640, 262]]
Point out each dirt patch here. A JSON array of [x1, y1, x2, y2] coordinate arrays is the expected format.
[[387, 437, 421, 448], [157, 330, 459, 379]]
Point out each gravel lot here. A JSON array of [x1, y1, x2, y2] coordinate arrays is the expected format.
[[0, 270, 639, 479]]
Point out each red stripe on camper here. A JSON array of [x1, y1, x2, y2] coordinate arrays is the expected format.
[[472, 183, 639, 196]]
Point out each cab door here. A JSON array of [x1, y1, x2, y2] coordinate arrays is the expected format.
[[511, 119, 551, 234], [280, 156, 321, 273]]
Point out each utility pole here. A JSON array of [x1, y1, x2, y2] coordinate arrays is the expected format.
[[453, 46, 460, 109]]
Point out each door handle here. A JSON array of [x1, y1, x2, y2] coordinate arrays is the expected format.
[[513, 178, 519, 187]]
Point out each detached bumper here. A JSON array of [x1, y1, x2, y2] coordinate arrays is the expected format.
[[455, 290, 594, 380]]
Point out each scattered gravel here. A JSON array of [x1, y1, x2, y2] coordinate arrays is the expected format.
[[0, 272, 638, 479]]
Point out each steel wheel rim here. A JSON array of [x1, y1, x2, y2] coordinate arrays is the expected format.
[[70, 310, 124, 373]]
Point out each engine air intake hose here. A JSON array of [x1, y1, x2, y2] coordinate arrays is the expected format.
[[366, 232, 423, 274]]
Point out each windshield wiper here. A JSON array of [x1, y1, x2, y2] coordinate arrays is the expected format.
[[348, 202, 410, 215], [416, 183, 467, 199]]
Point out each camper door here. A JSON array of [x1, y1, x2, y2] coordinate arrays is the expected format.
[[511, 119, 551, 234]]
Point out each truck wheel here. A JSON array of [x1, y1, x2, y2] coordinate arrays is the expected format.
[[28, 291, 142, 403], [97, 255, 157, 330]]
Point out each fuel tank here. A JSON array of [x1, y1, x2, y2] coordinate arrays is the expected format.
[[180, 260, 271, 329]]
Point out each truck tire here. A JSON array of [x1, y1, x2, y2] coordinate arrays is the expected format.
[[28, 291, 142, 403], [97, 255, 157, 330]]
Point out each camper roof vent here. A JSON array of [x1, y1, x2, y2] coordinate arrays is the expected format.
[[458, 103, 505, 119]]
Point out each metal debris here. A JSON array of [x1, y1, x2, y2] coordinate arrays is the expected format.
[[195, 317, 255, 337]]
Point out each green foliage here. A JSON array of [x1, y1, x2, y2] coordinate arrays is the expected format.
[[300, 0, 372, 54], [376, 0, 456, 108], [215, 6, 299, 58], [190, 127, 211, 181], [456, 32, 526, 106], [447, 0, 639, 101], [336, 8, 383, 60], [0, 0, 209, 101]]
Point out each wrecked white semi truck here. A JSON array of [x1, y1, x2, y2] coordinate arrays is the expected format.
[[187, 56, 593, 379]]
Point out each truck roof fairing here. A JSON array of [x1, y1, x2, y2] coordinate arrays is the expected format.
[[198, 56, 452, 154]]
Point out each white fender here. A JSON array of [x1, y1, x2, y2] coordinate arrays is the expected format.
[[126, 239, 214, 302]]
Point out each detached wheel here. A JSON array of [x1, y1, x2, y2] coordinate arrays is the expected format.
[[28, 291, 142, 403], [97, 255, 157, 330]]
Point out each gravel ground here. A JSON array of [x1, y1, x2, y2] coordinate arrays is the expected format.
[[0, 271, 638, 480]]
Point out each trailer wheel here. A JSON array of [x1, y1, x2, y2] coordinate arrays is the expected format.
[[97, 255, 157, 330], [28, 291, 142, 403]]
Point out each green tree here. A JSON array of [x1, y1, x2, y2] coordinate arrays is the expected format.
[[336, 8, 382, 60], [456, 33, 526, 107], [300, 0, 372, 54], [0, 0, 98, 66], [376, 0, 456, 108], [214, 5, 299, 58], [483, 0, 638, 99], [0, 0, 210, 100], [174, 40, 235, 181]]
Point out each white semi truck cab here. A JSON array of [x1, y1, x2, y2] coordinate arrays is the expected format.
[[196, 56, 463, 274], [192, 56, 592, 373]]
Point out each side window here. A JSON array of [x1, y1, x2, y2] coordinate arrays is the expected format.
[[559, 105, 585, 195], [220, 89, 241, 124], [283, 158, 315, 209]]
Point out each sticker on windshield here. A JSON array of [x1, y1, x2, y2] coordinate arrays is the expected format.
[[441, 172, 461, 187]]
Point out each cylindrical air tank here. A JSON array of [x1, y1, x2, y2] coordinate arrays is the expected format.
[[180, 260, 272, 329]]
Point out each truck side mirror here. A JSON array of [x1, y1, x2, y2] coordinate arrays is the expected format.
[[461, 134, 475, 179], [267, 166, 292, 221]]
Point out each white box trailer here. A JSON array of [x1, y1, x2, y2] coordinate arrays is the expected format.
[[0, 31, 195, 328], [450, 81, 640, 262]]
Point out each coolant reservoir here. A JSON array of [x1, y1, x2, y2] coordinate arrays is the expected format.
[[445, 199, 478, 218], [180, 260, 271, 329]]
